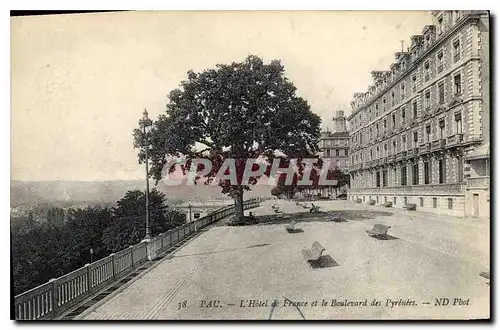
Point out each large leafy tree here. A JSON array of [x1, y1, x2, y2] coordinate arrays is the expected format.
[[134, 55, 321, 219]]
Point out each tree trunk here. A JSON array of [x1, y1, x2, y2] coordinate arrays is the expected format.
[[233, 186, 244, 220]]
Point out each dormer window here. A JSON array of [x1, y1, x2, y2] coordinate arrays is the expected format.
[[437, 16, 444, 35], [425, 35, 430, 48]]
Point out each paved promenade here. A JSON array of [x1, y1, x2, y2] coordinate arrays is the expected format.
[[79, 200, 489, 320]]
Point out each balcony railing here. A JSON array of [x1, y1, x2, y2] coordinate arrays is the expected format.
[[467, 176, 490, 188], [350, 183, 465, 195], [419, 142, 431, 154], [447, 133, 463, 146], [14, 199, 262, 320]]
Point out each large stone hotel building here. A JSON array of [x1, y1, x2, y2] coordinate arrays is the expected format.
[[347, 10, 489, 218]]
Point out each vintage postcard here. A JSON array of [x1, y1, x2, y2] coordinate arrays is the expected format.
[[11, 10, 490, 320]]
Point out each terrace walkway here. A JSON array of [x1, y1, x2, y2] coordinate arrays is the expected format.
[[76, 200, 489, 320]]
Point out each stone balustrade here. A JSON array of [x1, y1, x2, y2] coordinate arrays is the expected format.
[[13, 198, 262, 320]]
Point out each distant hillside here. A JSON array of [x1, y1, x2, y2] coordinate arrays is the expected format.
[[11, 180, 273, 207]]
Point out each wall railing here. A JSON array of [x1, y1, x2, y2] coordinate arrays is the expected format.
[[13, 198, 262, 320]]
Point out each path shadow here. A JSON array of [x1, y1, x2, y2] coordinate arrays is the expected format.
[[368, 234, 399, 241], [171, 243, 271, 258], [285, 228, 304, 234], [308, 255, 339, 269]]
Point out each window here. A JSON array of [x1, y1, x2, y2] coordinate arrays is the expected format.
[[453, 10, 461, 23], [326, 149, 330, 157], [425, 90, 431, 109], [420, 197, 424, 207], [425, 125, 431, 142], [392, 113, 396, 128], [336, 149, 340, 156], [453, 39, 461, 62], [439, 158, 446, 184], [402, 106, 406, 121], [383, 119, 387, 130], [413, 101, 418, 118], [433, 198, 438, 208], [345, 148, 349, 156], [401, 165, 407, 186], [393, 196, 397, 205], [437, 51, 444, 73], [424, 160, 431, 184], [424, 61, 430, 82], [455, 113, 462, 134], [439, 119, 445, 139], [401, 83, 406, 99], [413, 131, 418, 144], [438, 81, 445, 104], [382, 169, 387, 187], [412, 163, 419, 185], [391, 91, 396, 106], [402, 136, 407, 150], [376, 171, 381, 187], [454, 73, 462, 95], [448, 198, 453, 209], [370, 149, 373, 159], [376, 123, 379, 135], [383, 98, 387, 110], [412, 74, 417, 92]]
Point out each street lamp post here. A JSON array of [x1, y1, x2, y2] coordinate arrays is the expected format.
[[140, 109, 153, 240]]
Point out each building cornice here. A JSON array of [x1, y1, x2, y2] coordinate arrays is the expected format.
[[347, 12, 483, 122]]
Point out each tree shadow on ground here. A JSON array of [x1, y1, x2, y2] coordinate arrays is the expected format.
[[218, 209, 393, 227]]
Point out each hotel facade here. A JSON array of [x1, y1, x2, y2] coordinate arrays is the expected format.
[[347, 11, 490, 218]]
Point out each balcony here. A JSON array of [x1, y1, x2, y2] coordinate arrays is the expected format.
[[466, 176, 489, 188], [407, 148, 419, 158], [419, 142, 431, 154], [431, 139, 447, 151], [447, 133, 464, 146], [350, 183, 465, 195]]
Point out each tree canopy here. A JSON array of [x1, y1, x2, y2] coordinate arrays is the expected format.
[[134, 55, 321, 219]]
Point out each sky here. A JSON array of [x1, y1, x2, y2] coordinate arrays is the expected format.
[[11, 11, 432, 181]]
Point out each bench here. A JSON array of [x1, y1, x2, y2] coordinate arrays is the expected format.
[[383, 201, 393, 208], [301, 241, 325, 265], [368, 200, 376, 205], [355, 199, 362, 203], [326, 212, 343, 222], [310, 206, 320, 214], [366, 224, 391, 239], [274, 208, 282, 213], [285, 220, 297, 232], [403, 203, 417, 211]]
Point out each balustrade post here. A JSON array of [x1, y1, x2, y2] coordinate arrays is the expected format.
[[48, 278, 59, 319], [130, 245, 134, 268], [85, 263, 93, 296], [110, 253, 116, 279]]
